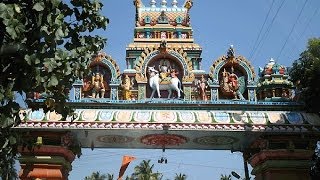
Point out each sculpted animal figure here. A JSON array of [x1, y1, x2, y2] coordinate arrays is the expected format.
[[147, 66, 183, 99]]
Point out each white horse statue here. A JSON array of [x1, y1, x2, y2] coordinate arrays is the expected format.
[[147, 66, 183, 99]]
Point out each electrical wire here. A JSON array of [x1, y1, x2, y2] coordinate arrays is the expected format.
[[251, 0, 286, 61], [248, 0, 275, 60], [276, 0, 309, 61], [286, 2, 320, 61]]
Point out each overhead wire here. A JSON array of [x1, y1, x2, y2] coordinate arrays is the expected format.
[[251, 0, 286, 61], [276, 0, 309, 61], [286, 2, 320, 61], [248, 0, 275, 60], [72, 149, 244, 172]]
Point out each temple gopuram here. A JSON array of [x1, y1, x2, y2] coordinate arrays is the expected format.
[[15, 1, 320, 180]]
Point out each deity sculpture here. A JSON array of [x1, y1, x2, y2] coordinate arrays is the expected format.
[[121, 75, 134, 100], [159, 59, 171, 83], [220, 68, 245, 100], [197, 75, 208, 101], [92, 72, 106, 98]]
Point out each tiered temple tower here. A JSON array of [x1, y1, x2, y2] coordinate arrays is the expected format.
[[123, 0, 204, 100]]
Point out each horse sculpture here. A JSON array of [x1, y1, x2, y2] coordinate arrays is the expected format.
[[147, 66, 183, 99]]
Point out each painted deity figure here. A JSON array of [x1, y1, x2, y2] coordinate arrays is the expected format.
[[158, 59, 171, 83], [92, 72, 105, 98], [121, 75, 134, 100], [198, 75, 208, 101], [221, 68, 242, 99], [228, 72, 239, 91]]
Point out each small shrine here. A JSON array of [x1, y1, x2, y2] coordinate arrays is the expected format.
[[256, 58, 294, 101]]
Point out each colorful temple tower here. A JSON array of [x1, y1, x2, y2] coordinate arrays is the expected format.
[[123, 0, 203, 100]]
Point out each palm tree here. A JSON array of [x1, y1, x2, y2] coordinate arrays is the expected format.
[[174, 173, 187, 180], [131, 159, 162, 180], [84, 171, 107, 180], [220, 174, 232, 180], [106, 173, 114, 180]]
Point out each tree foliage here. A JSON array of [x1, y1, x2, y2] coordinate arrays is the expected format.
[[0, 0, 108, 178], [130, 159, 163, 180], [84, 171, 109, 180], [289, 38, 320, 179], [220, 174, 232, 180], [174, 173, 187, 180], [289, 37, 320, 113]]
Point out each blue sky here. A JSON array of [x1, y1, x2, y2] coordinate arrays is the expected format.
[[66, 0, 320, 179], [12, 0, 319, 179]]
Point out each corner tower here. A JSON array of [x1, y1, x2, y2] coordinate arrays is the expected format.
[[123, 0, 203, 100]]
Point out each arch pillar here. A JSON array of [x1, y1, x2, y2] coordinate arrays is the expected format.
[[246, 135, 316, 180], [249, 149, 313, 180], [18, 132, 77, 180]]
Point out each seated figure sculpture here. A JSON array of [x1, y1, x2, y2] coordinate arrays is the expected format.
[[121, 75, 134, 100], [158, 59, 171, 84]]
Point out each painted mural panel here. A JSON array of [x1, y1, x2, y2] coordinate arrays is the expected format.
[[211, 111, 230, 123], [46, 111, 62, 121], [98, 110, 114, 122], [82, 110, 98, 121], [301, 113, 320, 125], [266, 112, 285, 124], [134, 111, 152, 122], [29, 109, 45, 121], [154, 111, 177, 123], [196, 111, 212, 123], [115, 111, 133, 122], [248, 112, 266, 124], [178, 112, 195, 123], [284, 112, 303, 124], [230, 111, 249, 123]]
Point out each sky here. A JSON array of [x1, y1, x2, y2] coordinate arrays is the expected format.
[[16, 0, 320, 179]]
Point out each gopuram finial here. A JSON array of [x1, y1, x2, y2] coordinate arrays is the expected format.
[[133, 0, 143, 8], [172, 0, 178, 7], [150, 0, 156, 7], [227, 44, 235, 59], [183, 0, 193, 10], [161, 0, 167, 8]]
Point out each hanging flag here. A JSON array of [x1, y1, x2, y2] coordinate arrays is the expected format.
[[118, 155, 136, 180]]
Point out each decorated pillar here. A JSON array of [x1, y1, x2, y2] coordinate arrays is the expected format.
[[71, 79, 83, 101], [18, 132, 80, 180], [246, 135, 316, 180], [138, 83, 147, 100]]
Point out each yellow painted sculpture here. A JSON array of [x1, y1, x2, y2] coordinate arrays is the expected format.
[[121, 75, 134, 100]]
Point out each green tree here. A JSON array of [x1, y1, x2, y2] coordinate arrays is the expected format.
[[0, 0, 108, 178], [106, 173, 114, 180], [289, 38, 320, 179], [84, 171, 108, 180], [289, 38, 320, 113], [174, 173, 187, 180], [131, 160, 163, 180], [220, 174, 232, 180]]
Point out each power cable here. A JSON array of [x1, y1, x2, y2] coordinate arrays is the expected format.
[[276, 0, 309, 61], [287, 3, 320, 61], [251, 0, 286, 61], [248, 0, 275, 60]]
